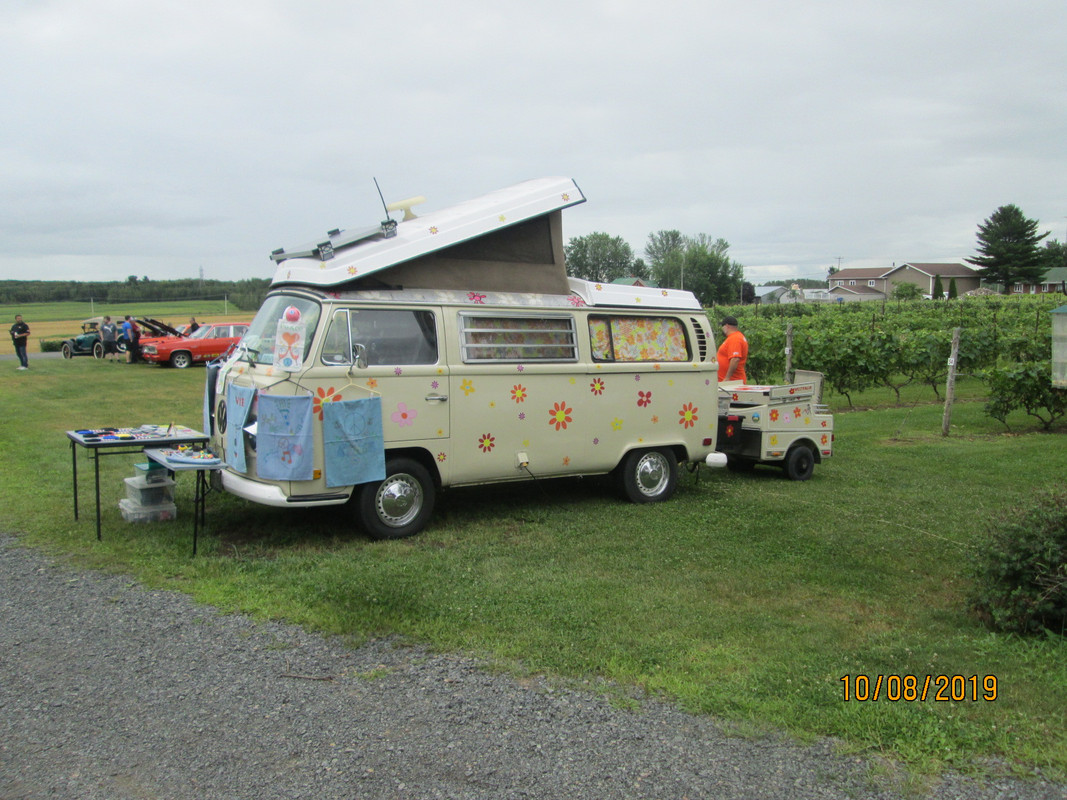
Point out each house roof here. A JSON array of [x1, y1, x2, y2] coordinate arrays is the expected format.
[[892, 262, 977, 278], [830, 268, 887, 280], [1039, 267, 1067, 283]]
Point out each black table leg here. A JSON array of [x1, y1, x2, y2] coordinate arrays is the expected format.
[[71, 440, 79, 521], [94, 450, 102, 541]]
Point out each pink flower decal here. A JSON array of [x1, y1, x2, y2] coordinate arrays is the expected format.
[[567, 295, 586, 307], [549, 401, 573, 431], [478, 433, 495, 453], [391, 402, 417, 427], [468, 292, 486, 304], [678, 402, 698, 429], [637, 390, 652, 408]]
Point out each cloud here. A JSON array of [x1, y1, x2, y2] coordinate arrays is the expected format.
[[2, 0, 1066, 286]]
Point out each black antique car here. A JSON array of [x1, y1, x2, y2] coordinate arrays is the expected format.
[[60, 317, 184, 359]]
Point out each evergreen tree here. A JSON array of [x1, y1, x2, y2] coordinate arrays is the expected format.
[[948, 277, 958, 299], [932, 274, 945, 300], [966, 205, 1050, 293]]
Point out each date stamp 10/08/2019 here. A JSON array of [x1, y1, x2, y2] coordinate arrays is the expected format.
[[840, 674, 998, 702]]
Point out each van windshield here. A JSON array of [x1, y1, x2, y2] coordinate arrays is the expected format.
[[239, 295, 321, 366]]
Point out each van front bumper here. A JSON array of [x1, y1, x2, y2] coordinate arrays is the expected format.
[[220, 469, 351, 507]]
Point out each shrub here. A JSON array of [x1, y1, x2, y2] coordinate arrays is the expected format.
[[40, 338, 65, 353], [969, 489, 1067, 636], [983, 362, 1066, 430]]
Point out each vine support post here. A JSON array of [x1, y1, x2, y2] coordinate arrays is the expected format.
[[784, 322, 794, 383], [942, 327, 962, 437]]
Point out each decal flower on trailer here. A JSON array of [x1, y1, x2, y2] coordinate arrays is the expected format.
[[478, 433, 496, 453]]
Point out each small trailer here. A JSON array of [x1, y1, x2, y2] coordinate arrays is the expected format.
[[715, 370, 834, 480]]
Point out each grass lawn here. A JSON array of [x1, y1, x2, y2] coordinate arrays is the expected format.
[[2, 356, 1066, 782]]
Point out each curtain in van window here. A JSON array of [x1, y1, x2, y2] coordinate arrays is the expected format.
[[322, 398, 386, 488], [256, 394, 314, 481], [224, 383, 255, 473]]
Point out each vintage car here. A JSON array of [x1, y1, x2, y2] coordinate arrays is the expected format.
[[60, 317, 140, 358], [140, 321, 249, 368]]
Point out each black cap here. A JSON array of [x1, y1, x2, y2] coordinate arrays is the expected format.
[[721, 316, 738, 327]]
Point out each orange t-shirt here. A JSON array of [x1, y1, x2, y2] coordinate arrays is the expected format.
[[717, 330, 748, 382]]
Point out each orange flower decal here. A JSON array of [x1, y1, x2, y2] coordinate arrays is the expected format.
[[313, 386, 342, 420], [678, 402, 698, 428], [770, 409, 780, 422], [549, 401, 573, 431], [511, 384, 528, 403]]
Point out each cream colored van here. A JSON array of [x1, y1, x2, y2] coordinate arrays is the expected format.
[[207, 178, 725, 537]]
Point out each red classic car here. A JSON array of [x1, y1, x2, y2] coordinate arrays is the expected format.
[[140, 321, 250, 368]]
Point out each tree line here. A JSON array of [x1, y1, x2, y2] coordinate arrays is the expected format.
[[564, 203, 1066, 305], [0, 278, 272, 312]]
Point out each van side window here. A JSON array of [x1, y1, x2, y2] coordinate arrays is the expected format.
[[321, 309, 437, 366], [460, 314, 577, 362], [588, 316, 690, 362]]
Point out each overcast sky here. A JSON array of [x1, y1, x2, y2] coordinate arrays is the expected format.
[[3, 0, 1065, 289]]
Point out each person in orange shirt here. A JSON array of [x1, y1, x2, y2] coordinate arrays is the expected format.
[[717, 316, 748, 383]]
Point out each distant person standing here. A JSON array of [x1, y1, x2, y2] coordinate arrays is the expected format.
[[10, 314, 29, 370], [717, 315, 748, 383], [188, 317, 200, 333], [123, 315, 141, 363], [99, 315, 120, 362]]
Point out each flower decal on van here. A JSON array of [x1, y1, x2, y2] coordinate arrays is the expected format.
[[478, 433, 496, 453], [391, 402, 417, 427], [461, 379, 475, 396], [549, 401, 573, 431], [511, 384, 527, 403], [637, 390, 652, 407], [678, 402, 698, 429], [590, 378, 605, 395], [313, 386, 342, 420]]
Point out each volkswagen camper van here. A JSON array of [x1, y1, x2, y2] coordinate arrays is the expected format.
[[207, 178, 726, 538]]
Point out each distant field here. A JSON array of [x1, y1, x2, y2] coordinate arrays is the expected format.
[[0, 301, 252, 355]]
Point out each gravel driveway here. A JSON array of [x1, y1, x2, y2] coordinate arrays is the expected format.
[[1, 534, 1062, 800]]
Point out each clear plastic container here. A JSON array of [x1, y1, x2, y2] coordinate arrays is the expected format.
[[119, 498, 178, 523], [124, 475, 174, 506]]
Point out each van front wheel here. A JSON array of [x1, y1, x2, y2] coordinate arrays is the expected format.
[[355, 457, 435, 539], [618, 448, 678, 503]]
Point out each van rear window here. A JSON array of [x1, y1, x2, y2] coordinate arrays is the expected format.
[[460, 314, 577, 362], [589, 316, 690, 362]]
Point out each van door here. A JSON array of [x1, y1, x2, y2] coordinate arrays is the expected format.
[[301, 306, 450, 470]]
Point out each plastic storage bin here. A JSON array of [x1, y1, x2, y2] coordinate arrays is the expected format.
[[134, 461, 170, 485], [124, 475, 174, 506], [119, 498, 178, 523]]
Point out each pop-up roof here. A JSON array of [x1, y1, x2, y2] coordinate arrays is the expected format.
[[270, 177, 586, 294]]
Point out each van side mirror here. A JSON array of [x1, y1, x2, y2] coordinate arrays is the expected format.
[[352, 343, 368, 369]]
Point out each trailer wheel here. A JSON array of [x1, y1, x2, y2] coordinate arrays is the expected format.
[[784, 444, 815, 481], [618, 447, 678, 503], [354, 456, 435, 539]]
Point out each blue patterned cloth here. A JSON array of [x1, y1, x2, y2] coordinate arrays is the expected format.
[[224, 383, 255, 473], [322, 398, 385, 488], [256, 394, 314, 481]]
